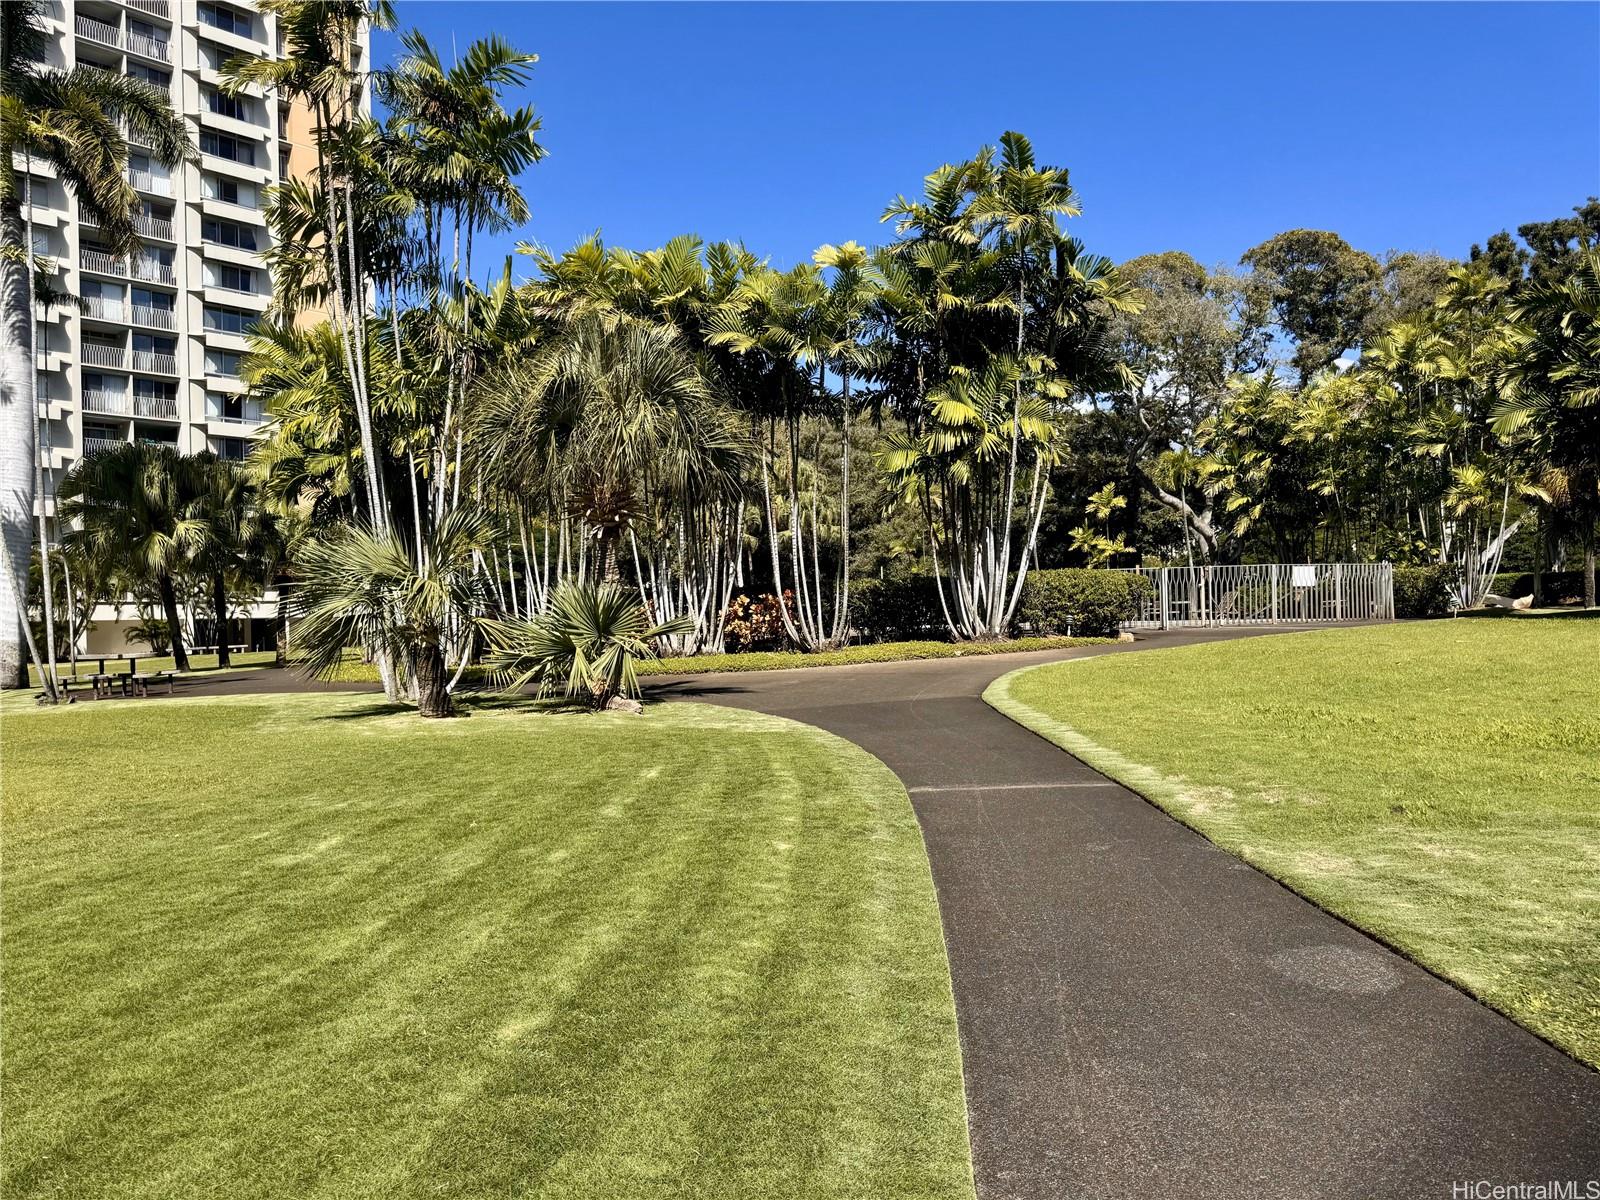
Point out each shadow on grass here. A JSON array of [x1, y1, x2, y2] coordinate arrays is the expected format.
[[1457, 607, 1600, 621]]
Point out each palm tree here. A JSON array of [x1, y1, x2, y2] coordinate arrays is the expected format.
[[473, 313, 748, 636], [57, 445, 207, 671], [1496, 248, 1600, 606], [1, 0, 191, 687], [290, 508, 491, 718], [966, 132, 1081, 625], [192, 457, 278, 668], [485, 581, 692, 710]]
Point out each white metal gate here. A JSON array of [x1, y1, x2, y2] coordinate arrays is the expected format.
[[1120, 563, 1394, 629]]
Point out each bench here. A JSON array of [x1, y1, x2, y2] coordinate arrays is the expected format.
[[129, 671, 178, 697]]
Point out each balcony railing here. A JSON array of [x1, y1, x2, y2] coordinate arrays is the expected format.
[[82, 343, 128, 368], [76, 15, 121, 49], [131, 350, 177, 374], [134, 394, 179, 419], [132, 213, 174, 240], [84, 435, 127, 456], [128, 0, 173, 16], [84, 389, 130, 415], [82, 296, 126, 321], [132, 256, 176, 284], [81, 249, 127, 276], [131, 304, 176, 330], [127, 168, 173, 196], [125, 31, 170, 61]]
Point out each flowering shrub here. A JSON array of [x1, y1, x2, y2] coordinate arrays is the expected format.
[[722, 592, 792, 652]]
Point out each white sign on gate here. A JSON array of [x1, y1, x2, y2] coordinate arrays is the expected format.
[[1291, 564, 1318, 589]]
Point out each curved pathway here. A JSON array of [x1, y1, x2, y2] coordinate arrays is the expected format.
[[649, 627, 1600, 1199]]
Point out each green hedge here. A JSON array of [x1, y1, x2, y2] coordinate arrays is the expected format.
[[1015, 569, 1154, 638], [848, 576, 946, 642], [1394, 563, 1458, 618]]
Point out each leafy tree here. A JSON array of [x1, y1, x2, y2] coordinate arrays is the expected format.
[[1240, 229, 1382, 383], [1496, 248, 1600, 606]]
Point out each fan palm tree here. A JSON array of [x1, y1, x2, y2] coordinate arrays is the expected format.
[[1, 0, 192, 686], [485, 581, 692, 710], [473, 313, 748, 586], [57, 445, 207, 671], [290, 508, 491, 718]]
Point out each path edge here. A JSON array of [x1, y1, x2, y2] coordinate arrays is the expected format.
[[981, 660, 1600, 1076]]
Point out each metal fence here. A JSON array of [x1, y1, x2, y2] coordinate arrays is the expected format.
[[1119, 563, 1394, 629]]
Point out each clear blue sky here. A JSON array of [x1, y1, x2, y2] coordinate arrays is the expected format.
[[376, 1, 1600, 281]]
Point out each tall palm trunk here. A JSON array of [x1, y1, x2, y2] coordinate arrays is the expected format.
[[156, 570, 190, 671], [0, 197, 36, 688], [26, 174, 58, 696], [212, 571, 231, 668]]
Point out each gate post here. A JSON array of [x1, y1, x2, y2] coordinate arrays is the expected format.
[[1335, 563, 1344, 621], [1271, 564, 1279, 623], [1159, 568, 1169, 630]]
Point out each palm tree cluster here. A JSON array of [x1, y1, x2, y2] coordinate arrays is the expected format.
[[51, 445, 279, 685]]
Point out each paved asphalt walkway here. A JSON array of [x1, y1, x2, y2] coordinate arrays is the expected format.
[[649, 627, 1600, 1200]]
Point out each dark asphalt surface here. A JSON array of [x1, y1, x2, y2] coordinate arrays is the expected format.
[[648, 626, 1600, 1200]]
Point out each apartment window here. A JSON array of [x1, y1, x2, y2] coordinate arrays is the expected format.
[[198, 3, 252, 37], [202, 217, 257, 251], [204, 305, 253, 335], [200, 131, 255, 166], [132, 288, 174, 312], [205, 175, 257, 208], [130, 20, 170, 45], [214, 436, 250, 461], [128, 62, 171, 89], [133, 333, 177, 356], [206, 88, 250, 122], [207, 350, 243, 377], [213, 264, 257, 293], [135, 378, 176, 401], [85, 423, 122, 442], [138, 429, 179, 448], [207, 391, 250, 422]]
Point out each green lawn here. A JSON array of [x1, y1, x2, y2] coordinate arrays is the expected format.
[[1, 694, 973, 1199], [987, 618, 1600, 1066]]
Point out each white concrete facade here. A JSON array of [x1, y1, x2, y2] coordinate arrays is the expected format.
[[19, 0, 366, 653]]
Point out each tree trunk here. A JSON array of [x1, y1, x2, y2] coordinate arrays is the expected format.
[[212, 571, 231, 668], [157, 571, 190, 671], [1, 197, 35, 688], [413, 641, 453, 718], [1585, 517, 1596, 610], [275, 587, 289, 669]]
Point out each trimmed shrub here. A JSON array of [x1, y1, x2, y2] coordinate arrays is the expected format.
[[849, 575, 946, 642], [1015, 569, 1154, 638], [1394, 563, 1458, 618]]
